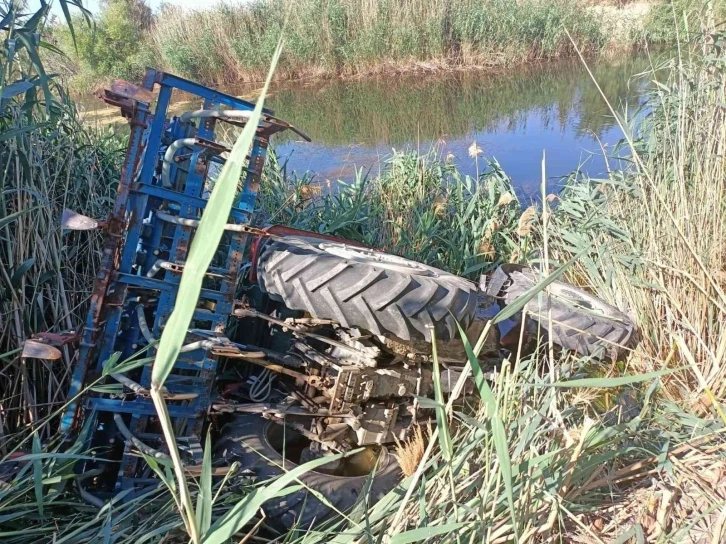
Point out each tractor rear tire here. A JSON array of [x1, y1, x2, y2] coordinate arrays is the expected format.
[[256, 236, 478, 343], [216, 414, 401, 530]]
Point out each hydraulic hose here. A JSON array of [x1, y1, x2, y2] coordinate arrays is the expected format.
[[76, 481, 105, 508], [136, 304, 155, 344], [249, 368, 275, 402], [113, 413, 169, 460], [135, 304, 216, 353], [156, 210, 249, 233], [161, 137, 196, 189], [179, 108, 312, 142], [179, 109, 253, 123]]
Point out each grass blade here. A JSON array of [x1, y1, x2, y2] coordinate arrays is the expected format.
[[455, 321, 517, 540], [430, 328, 453, 463], [196, 431, 213, 537], [31, 433, 44, 518], [0, 207, 36, 230], [148, 39, 285, 544], [545, 367, 684, 388], [150, 41, 283, 388], [389, 522, 470, 544]]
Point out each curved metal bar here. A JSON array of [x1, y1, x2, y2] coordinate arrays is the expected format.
[[161, 137, 196, 188], [179, 109, 253, 123]]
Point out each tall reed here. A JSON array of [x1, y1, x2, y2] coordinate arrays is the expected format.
[[547, 24, 726, 400], [149, 0, 609, 84], [1, 0, 124, 439]]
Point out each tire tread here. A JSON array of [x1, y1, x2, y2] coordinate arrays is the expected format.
[[257, 237, 478, 343]]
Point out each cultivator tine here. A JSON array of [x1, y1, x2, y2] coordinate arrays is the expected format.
[[21, 339, 62, 360], [61, 209, 101, 231]]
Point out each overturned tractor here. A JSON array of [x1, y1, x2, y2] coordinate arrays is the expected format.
[[54, 70, 635, 528]]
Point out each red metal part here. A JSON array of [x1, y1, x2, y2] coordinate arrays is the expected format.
[[248, 225, 370, 282], [97, 80, 154, 123], [34, 331, 80, 347], [106, 79, 156, 103]]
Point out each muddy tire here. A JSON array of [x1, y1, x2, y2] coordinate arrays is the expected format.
[[256, 236, 478, 342], [486, 264, 635, 359], [216, 415, 401, 530]]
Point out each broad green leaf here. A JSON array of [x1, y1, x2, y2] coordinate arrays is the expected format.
[[13, 30, 55, 118], [0, 8, 12, 30], [11, 257, 35, 287], [135, 520, 188, 544], [0, 207, 36, 230], [149, 39, 286, 544], [151, 39, 284, 388], [413, 395, 445, 410], [58, 0, 79, 48], [0, 512, 33, 524], [23, 0, 48, 32], [0, 122, 51, 141], [1, 80, 35, 100], [102, 506, 112, 544], [14, 453, 102, 462], [38, 39, 68, 57], [544, 367, 685, 388], [389, 522, 469, 544]]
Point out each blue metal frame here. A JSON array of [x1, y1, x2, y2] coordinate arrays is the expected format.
[[62, 68, 275, 496]]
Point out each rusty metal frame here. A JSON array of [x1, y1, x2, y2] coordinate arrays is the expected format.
[[61, 68, 302, 497]]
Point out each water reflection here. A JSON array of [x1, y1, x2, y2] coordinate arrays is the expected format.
[[267, 54, 652, 200]]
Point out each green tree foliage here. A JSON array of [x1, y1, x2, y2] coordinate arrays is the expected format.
[[55, 0, 154, 83]]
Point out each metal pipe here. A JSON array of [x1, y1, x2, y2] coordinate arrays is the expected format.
[[179, 109, 253, 123], [146, 259, 184, 278], [180, 340, 217, 353], [146, 259, 163, 278], [161, 137, 196, 189], [113, 414, 169, 460], [108, 372, 198, 401], [135, 304, 218, 353], [104, 354, 199, 401], [136, 304, 155, 344], [234, 308, 361, 360], [156, 211, 199, 227], [156, 210, 249, 233], [179, 108, 312, 142], [146, 258, 222, 279], [110, 372, 148, 395]]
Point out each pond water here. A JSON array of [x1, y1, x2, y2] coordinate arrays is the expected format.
[[263, 54, 652, 201], [80, 54, 652, 201]]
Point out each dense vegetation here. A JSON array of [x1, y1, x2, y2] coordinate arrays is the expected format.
[[3, 0, 726, 542], [48, 0, 673, 90], [0, 2, 125, 436]]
